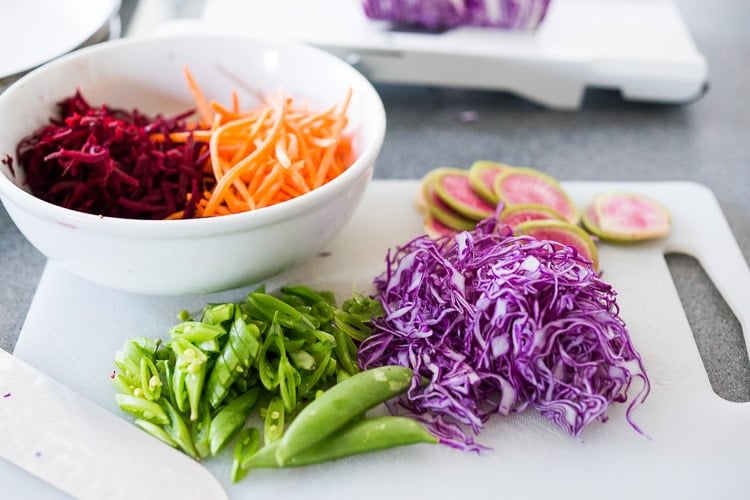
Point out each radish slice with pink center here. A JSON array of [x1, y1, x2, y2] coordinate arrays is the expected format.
[[499, 203, 565, 229], [494, 167, 580, 225], [421, 170, 477, 231], [583, 192, 671, 242], [468, 161, 513, 204], [433, 167, 496, 221], [515, 219, 599, 271]]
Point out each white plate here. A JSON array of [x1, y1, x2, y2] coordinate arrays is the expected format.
[[0, 0, 120, 78]]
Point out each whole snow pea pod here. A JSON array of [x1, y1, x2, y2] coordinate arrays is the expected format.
[[245, 416, 437, 469], [115, 393, 169, 425], [275, 365, 414, 464], [209, 387, 260, 456], [162, 399, 199, 459], [232, 427, 260, 483], [264, 396, 286, 445], [248, 292, 317, 333], [205, 318, 261, 408], [134, 418, 178, 449]]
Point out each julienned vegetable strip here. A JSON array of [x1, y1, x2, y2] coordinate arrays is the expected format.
[[358, 217, 651, 452], [164, 68, 355, 218]]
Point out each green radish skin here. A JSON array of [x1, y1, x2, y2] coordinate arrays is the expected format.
[[433, 167, 495, 221], [494, 167, 580, 225], [584, 192, 671, 242], [421, 171, 477, 231], [468, 161, 513, 204], [499, 203, 566, 229], [515, 219, 599, 271], [423, 211, 458, 239]]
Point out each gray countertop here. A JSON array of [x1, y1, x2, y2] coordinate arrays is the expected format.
[[1, 0, 748, 400]]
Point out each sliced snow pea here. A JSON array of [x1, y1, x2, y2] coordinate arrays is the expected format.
[[192, 398, 212, 459], [205, 317, 261, 409], [171, 338, 208, 420], [281, 285, 336, 322], [278, 356, 300, 412], [232, 427, 260, 483], [264, 396, 286, 446], [134, 419, 178, 448], [139, 356, 162, 401], [329, 324, 359, 375], [248, 292, 317, 333], [341, 291, 384, 323], [245, 416, 437, 469], [162, 400, 199, 459], [289, 350, 316, 371], [115, 393, 169, 425], [200, 302, 235, 326], [168, 321, 226, 343], [209, 387, 260, 456], [257, 316, 286, 391], [333, 309, 372, 342], [275, 365, 414, 464], [299, 347, 332, 396]]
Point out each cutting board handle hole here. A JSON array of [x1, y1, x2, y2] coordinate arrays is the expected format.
[[666, 252, 750, 402]]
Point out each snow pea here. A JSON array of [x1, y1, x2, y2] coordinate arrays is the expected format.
[[232, 427, 260, 483], [264, 396, 286, 446], [139, 356, 162, 401], [114, 394, 169, 425], [162, 399, 199, 459], [248, 292, 317, 333], [275, 365, 414, 465], [205, 317, 261, 408], [134, 419, 178, 449], [245, 416, 437, 469], [209, 387, 260, 456], [171, 338, 208, 421], [192, 398, 212, 459]]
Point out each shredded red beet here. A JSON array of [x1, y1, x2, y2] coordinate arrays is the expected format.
[[16, 91, 208, 219]]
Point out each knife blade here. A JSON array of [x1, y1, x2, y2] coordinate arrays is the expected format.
[[0, 348, 228, 500]]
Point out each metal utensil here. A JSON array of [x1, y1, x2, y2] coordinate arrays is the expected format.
[[0, 348, 228, 500]]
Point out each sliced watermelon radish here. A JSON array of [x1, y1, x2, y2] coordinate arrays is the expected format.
[[583, 192, 671, 242], [433, 167, 496, 221], [468, 161, 513, 204], [515, 219, 599, 271], [423, 211, 458, 239], [421, 170, 477, 231], [494, 167, 580, 225], [499, 203, 565, 229]]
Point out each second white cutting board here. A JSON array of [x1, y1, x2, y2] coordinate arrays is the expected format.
[[5, 180, 750, 499]]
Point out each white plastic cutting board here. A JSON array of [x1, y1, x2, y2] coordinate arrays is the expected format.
[[3, 180, 750, 499], [200, 0, 708, 109]]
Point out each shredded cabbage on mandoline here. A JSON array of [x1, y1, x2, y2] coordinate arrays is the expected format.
[[362, 0, 552, 31], [358, 217, 651, 452]]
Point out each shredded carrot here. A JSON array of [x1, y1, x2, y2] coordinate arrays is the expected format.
[[164, 67, 355, 219]]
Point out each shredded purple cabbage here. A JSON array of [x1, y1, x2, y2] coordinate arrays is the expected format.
[[358, 218, 651, 452], [362, 0, 552, 31]]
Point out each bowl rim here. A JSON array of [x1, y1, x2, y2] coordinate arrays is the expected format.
[[0, 32, 386, 238]]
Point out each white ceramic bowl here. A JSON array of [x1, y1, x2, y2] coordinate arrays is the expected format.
[[0, 34, 386, 295]]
